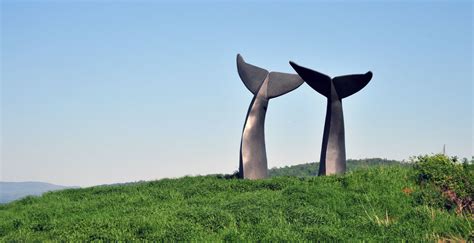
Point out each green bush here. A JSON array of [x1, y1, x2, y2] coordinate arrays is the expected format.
[[413, 154, 473, 214]]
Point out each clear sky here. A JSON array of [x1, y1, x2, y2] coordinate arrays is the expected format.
[[1, 1, 472, 187]]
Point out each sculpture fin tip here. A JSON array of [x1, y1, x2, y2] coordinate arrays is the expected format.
[[236, 54, 269, 95], [288, 61, 332, 98]]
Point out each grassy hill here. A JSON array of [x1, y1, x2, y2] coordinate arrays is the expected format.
[[0, 158, 472, 241], [269, 158, 404, 177]]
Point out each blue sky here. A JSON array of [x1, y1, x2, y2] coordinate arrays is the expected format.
[[1, 1, 472, 186]]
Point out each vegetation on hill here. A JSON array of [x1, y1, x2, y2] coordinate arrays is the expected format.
[[0, 155, 472, 241], [269, 158, 404, 177], [412, 154, 473, 215]]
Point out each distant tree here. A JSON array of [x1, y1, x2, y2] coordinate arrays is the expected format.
[[269, 158, 404, 177]]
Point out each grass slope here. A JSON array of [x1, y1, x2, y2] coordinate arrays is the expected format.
[[0, 166, 472, 241]]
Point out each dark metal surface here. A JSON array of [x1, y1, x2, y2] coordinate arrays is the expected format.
[[289, 61, 372, 175], [237, 54, 304, 179]]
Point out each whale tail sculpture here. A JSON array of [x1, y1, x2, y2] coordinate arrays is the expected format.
[[237, 54, 303, 179], [289, 61, 372, 176], [237, 55, 304, 99]]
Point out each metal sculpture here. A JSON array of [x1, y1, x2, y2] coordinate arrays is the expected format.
[[289, 61, 372, 175], [237, 54, 303, 179]]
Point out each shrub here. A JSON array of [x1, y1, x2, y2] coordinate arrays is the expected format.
[[413, 154, 473, 215]]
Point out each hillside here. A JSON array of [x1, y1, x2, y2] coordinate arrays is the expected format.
[[0, 159, 472, 241], [0, 182, 76, 204], [269, 158, 404, 177]]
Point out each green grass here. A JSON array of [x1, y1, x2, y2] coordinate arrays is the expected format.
[[0, 165, 472, 241]]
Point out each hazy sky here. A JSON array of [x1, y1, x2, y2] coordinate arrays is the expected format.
[[1, 1, 472, 187]]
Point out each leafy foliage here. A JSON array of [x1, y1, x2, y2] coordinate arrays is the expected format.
[[412, 154, 473, 215], [0, 164, 472, 241]]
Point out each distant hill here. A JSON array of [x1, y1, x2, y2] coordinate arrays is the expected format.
[[269, 158, 405, 177], [0, 182, 77, 204]]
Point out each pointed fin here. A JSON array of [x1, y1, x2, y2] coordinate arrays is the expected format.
[[289, 61, 331, 97], [333, 71, 372, 99], [266, 72, 304, 99], [237, 54, 269, 95]]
